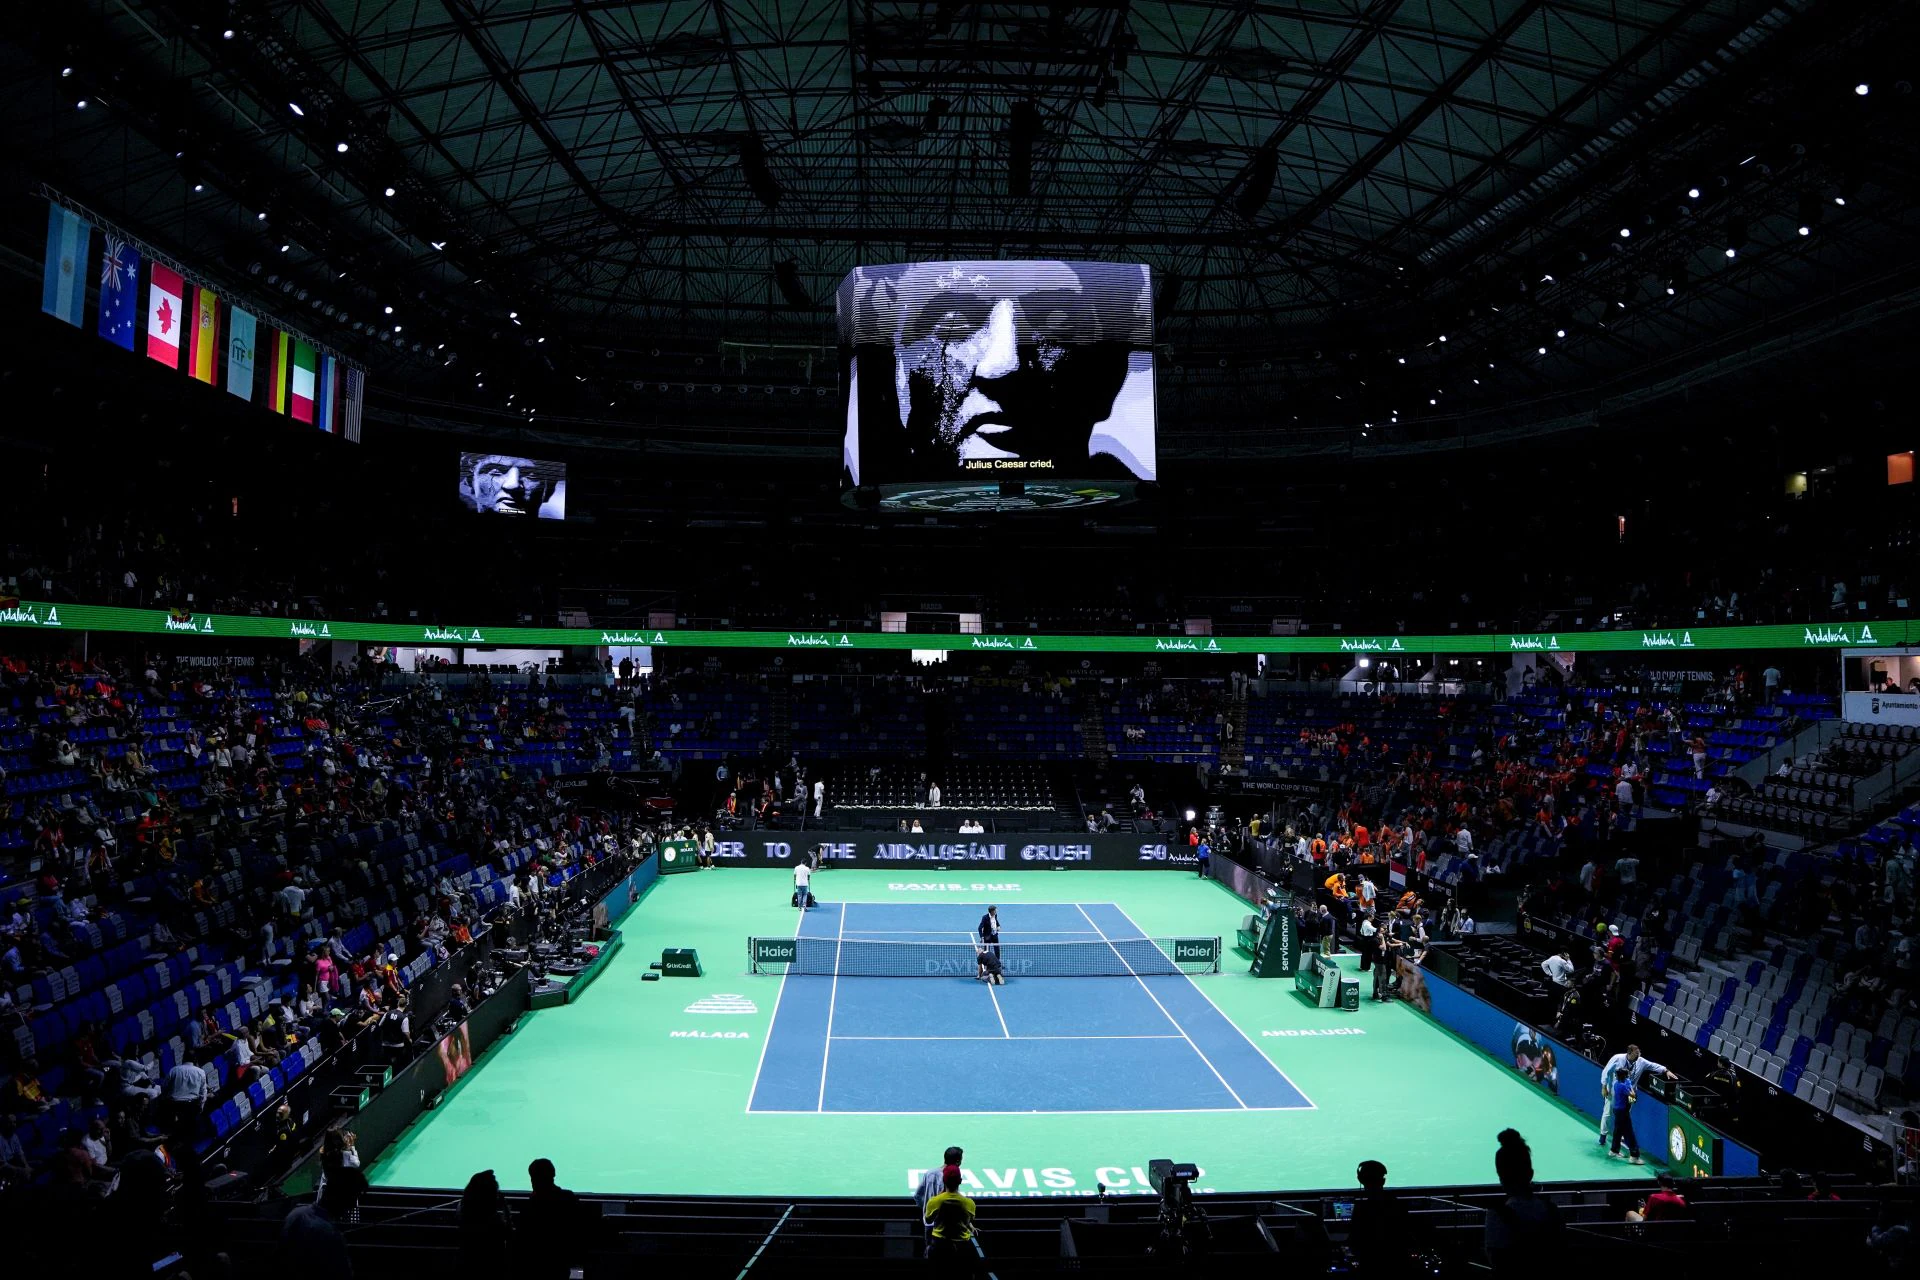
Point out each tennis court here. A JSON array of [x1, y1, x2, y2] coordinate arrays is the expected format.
[[370, 869, 1659, 1197], [746, 902, 1313, 1114]]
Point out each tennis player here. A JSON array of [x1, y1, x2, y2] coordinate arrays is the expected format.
[[975, 945, 1005, 985]]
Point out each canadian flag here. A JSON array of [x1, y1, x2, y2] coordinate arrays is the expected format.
[[147, 263, 184, 368]]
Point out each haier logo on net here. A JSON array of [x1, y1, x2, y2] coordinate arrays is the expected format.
[[1137, 844, 1198, 865]]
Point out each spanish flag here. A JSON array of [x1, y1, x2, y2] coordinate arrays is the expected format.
[[187, 286, 220, 385]]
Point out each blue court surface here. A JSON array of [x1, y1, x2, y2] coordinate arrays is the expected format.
[[747, 902, 1314, 1114]]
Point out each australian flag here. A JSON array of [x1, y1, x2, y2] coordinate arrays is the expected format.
[[97, 235, 140, 351]]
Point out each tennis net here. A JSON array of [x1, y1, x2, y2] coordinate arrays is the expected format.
[[748, 935, 1222, 977]]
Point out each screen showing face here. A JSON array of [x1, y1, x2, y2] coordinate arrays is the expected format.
[[458, 451, 567, 519], [839, 261, 1156, 486]]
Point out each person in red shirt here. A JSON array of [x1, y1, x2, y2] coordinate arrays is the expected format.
[[1643, 1173, 1687, 1220]]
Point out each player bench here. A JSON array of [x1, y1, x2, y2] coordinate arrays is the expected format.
[[1235, 914, 1263, 955]]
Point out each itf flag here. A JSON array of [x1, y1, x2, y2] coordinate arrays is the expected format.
[[146, 263, 185, 367], [41, 203, 91, 326], [96, 235, 139, 350], [187, 287, 220, 384], [290, 340, 317, 423], [226, 307, 257, 401]]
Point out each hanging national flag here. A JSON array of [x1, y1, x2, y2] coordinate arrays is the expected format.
[[226, 306, 257, 400], [187, 286, 220, 384], [315, 353, 337, 433], [146, 263, 185, 368], [41, 203, 91, 327], [290, 340, 317, 423], [96, 235, 139, 350], [263, 327, 290, 414], [340, 365, 364, 443]]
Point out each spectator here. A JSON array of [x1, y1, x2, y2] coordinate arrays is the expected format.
[[280, 1163, 367, 1279], [1348, 1158, 1413, 1276], [163, 1049, 210, 1135], [1643, 1172, 1687, 1220], [1866, 1203, 1911, 1272], [916, 1145, 964, 1231], [459, 1168, 516, 1278], [521, 1156, 589, 1280], [922, 1165, 979, 1273], [1807, 1171, 1840, 1202], [1484, 1130, 1563, 1274]]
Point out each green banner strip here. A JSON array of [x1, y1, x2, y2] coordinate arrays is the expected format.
[[0, 600, 1906, 654]]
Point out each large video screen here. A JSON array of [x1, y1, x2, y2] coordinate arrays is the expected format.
[[839, 261, 1157, 487], [457, 451, 567, 519]]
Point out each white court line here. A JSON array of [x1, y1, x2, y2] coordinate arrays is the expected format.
[[1108, 902, 1318, 1112], [753, 1106, 1303, 1116], [986, 976, 1012, 1038], [1074, 903, 1249, 1109], [831, 1034, 1185, 1041], [816, 901, 846, 1112], [742, 895, 809, 1115]]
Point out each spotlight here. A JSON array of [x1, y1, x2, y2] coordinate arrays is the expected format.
[[1855, 82, 1869, 96], [1184, 809, 1196, 822], [76, 99, 88, 110], [509, 310, 518, 319], [257, 211, 267, 220], [393, 325, 402, 333], [1429, 398, 1437, 405], [61, 66, 72, 77], [222, 28, 234, 39], [1724, 247, 1737, 258], [336, 141, 349, 153], [1438, 334, 1447, 342], [1397, 356, 1406, 364], [1555, 328, 1566, 338], [383, 186, 396, 197], [1798, 224, 1810, 236], [384, 305, 393, 314], [289, 102, 305, 116], [192, 183, 204, 192], [279, 243, 290, 252], [1619, 227, 1631, 238], [1687, 187, 1701, 199], [1537, 346, 1547, 354]]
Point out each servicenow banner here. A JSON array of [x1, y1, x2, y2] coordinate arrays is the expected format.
[[0, 597, 1907, 655], [693, 831, 1198, 871]]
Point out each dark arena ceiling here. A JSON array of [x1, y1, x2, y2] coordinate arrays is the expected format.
[[4, 0, 1918, 458]]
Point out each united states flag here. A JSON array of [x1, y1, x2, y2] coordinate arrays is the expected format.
[[341, 365, 365, 443]]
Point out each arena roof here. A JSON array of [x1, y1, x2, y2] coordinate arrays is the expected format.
[[6, 1, 1918, 454]]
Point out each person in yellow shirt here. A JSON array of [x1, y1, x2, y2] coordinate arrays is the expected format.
[[923, 1165, 979, 1270]]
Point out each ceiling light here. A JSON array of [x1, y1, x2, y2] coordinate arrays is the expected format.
[[1798, 224, 1811, 236], [75, 99, 88, 110], [1619, 227, 1631, 238], [537, 337, 546, 344], [383, 305, 393, 315], [1687, 187, 1701, 199], [1725, 247, 1738, 258], [192, 183, 204, 193], [1429, 398, 1437, 405], [257, 211, 267, 220], [1555, 328, 1566, 338], [383, 186, 396, 197], [1396, 356, 1406, 364], [336, 141, 349, 153], [1665, 285, 1676, 295], [430, 240, 446, 251], [289, 102, 304, 116], [1834, 195, 1847, 206], [393, 325, 402, 333], [1537, 346, 1547, 354], [61, 67, 72, 77], [1855, 83, 1870, 96], [1437, 334, 1447, 342], [222, 28, 234, 39], [279, 243, 290, 252]]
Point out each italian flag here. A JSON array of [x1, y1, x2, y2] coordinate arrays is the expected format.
[[290, 340, 317, 423], [146, 263, 184, 368]]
